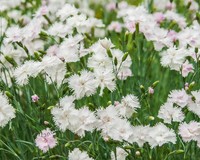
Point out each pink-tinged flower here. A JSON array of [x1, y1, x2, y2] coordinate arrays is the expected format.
[[179, 121, 200, 142], [47, 45, 59, 57], [31, 94, 39, 102], [108, 21, 122, 33], [181, 60, 194, 77], [166, 2, 174, 10], [114, 101, 120, 106], [126, 22, 136, 33], [148, 87, 154, 95], [168, 89, 190, 108], [35, 128, 57, 153], [106, 2, 116, 11], [154, 12, 165, 23], [167, 30, 177, 42], [185, 83, 189, 90]]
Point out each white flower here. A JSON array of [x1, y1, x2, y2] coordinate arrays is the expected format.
[[94, 28, 106, 38], [59, 95, 75, 107], [14, 61, 43, 85], [51, 97, 75, 132], [68, 70, 98, 99], [96, 105, 119, 130], [0, 92, 15, 128], [68, 107, 97, 137], [179, 121, 200, 142], [57, 34, 84, 62], [148, 123, 176, 148], [41, 56, 66, 86], [168, 89, 190, 108], [106, 118, 133, 142], [181, 60, 194, 77], [69, 148, 94, 160], [108, 21, 123, 33], [160, 47, 188, 71], [56, 4, 78, 21], [35, 5, 49, 18], [188, 90, 200, 117], [67, 14, 87, 27], [158, 102, 184, 124], [5, 26, 23, 43], [129, 126, 150, 147], [87, 53, 113, 71], [115, 94, 140, 118], [111, 147, 128, 160], [121, 94, 140, 112], [22, 18, 42, 42], [94, 69, 116, 96], [75, 17, 104, 34], [47, 22, 73, 38], [99, 38, 114, 50]]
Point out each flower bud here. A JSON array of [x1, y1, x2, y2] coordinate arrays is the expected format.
[[195, 47, 199, 53], [152, 81, 159, 88], [65, 142, 71, 147], [189, 81, 195, 90], [44, 121, 49, 125], [136, 151, 141, 156], [47, 106, 54, 110], [4, 56, 17, 67], [175, 150, 184, 154], [122, 52, 129, 62], [148, 87, 154, 95], [140, 85, 145, 93], [5, 91, 13, 99], [107, 49, 113, 58], [187, 2, 192, 9], [148, 116, 155, 121], [114, 57, 118, 66], [107, 101, 112, 105], [31, 94, 39, 102], [34, 52, 42, 61]]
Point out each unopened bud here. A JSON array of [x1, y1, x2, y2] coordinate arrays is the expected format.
[[47, 106, 54, 110], [122, 52, 129, 62], [44, 121, 49, 125], [103, 136, 109, 141], [4, 56, 17, 67], [185, 82, 189, 90], [107, 49, 113, 58], [189, 81, 195, 90], [195, 47, 199, 54], [140, 85, 145, 93], [114, 57, 118, 66], [148, 87, 154, 95], [152, 81, 159, 88], [5, 91, 13, 99], [136, 151, 141, 156], [88, 103, 95, 110], [107, 101, 112, 105], [65, 142, 71, 147], [148, 116, 155, 121], [187, 2, 192, 9], [175, 150, 184, 154], [34, 52, 42, 61]]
